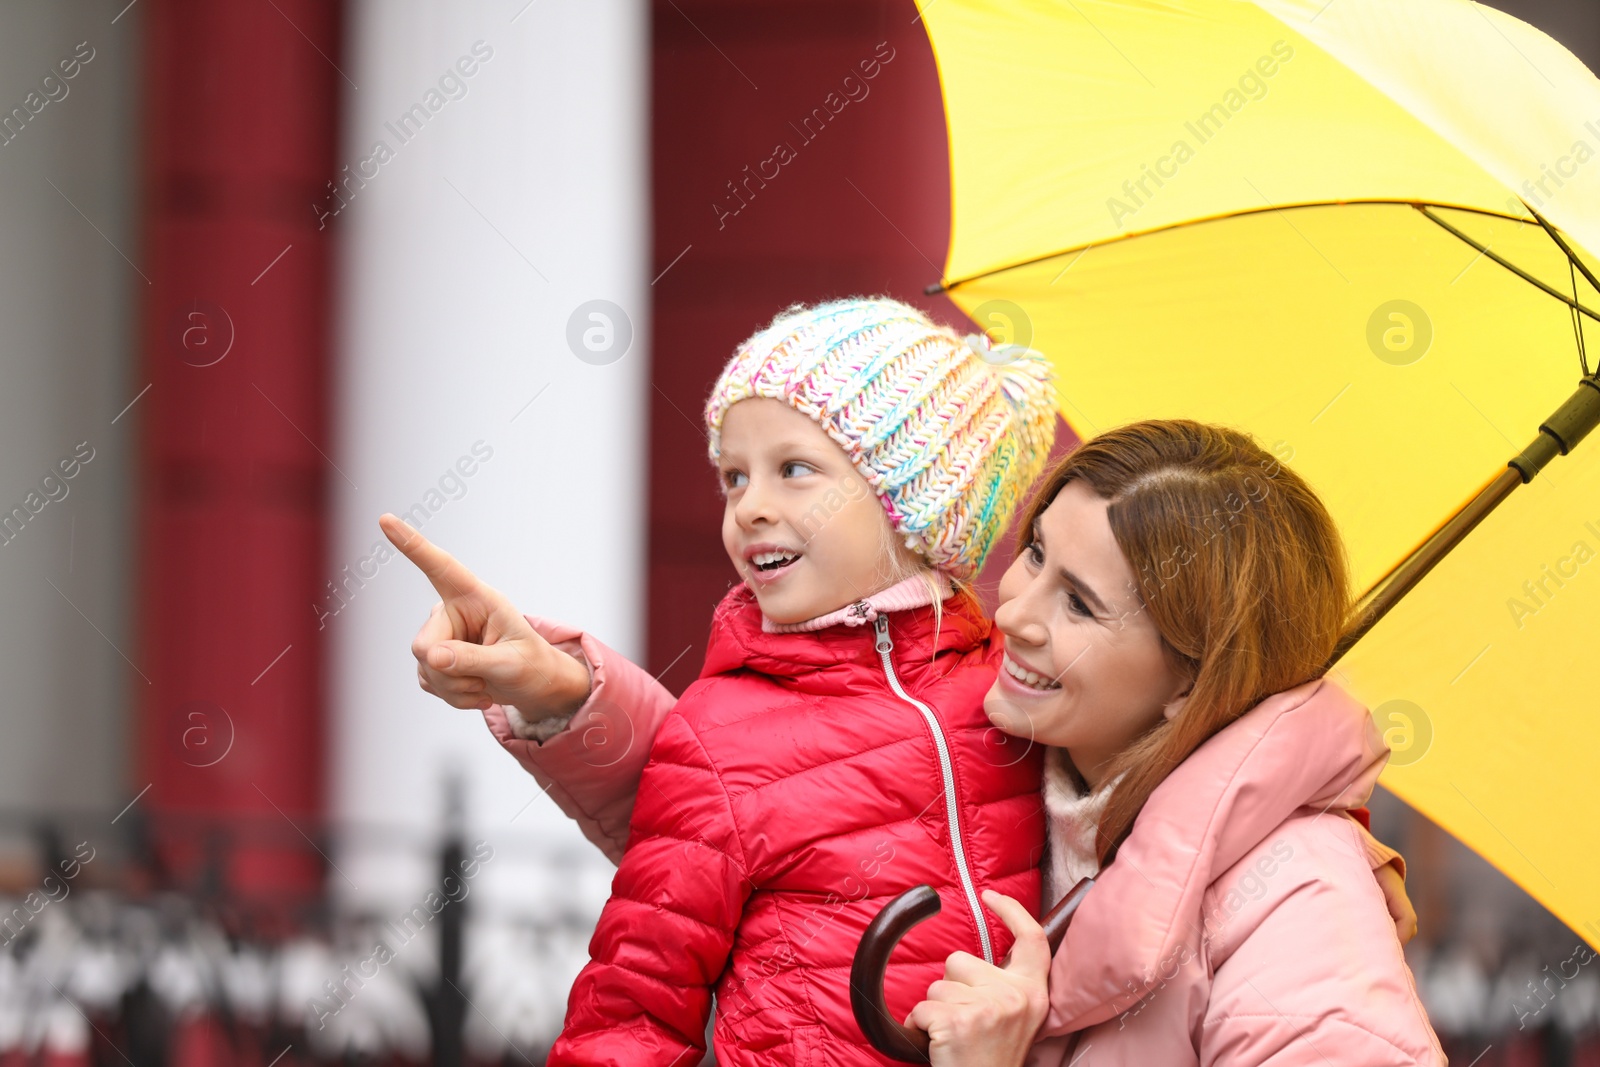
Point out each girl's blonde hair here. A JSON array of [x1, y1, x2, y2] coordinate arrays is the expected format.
[[866, 509, 977, 650], [1014, 419, 1356, 864]]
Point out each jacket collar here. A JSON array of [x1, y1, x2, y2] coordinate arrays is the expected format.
[[698, 581, 992, 681], [762, 573, 954, 633], [1043, 674, 1390, 1033]]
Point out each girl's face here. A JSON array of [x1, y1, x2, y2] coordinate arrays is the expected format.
[[986, 478, 1193, 789], [716, 398, 922, 624]]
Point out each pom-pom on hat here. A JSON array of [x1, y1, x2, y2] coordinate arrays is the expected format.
[[704, 295, 1058, 578]]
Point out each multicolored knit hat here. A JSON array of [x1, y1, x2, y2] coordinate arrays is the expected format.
[[704, 296, 1058, 578]]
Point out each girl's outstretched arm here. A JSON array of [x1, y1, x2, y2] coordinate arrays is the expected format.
[[1347, 811, 1417, 944], [382, 512, 676, 862], [481, 616, 675, 864]]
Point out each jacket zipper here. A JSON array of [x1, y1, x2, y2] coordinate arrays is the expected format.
[[873, 612, 994, 964]]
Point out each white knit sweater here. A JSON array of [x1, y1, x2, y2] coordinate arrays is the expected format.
[[1040, 745, 1122, 909]]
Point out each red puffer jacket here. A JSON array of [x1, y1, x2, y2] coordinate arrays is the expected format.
[[546, 583, 1045, 1066]]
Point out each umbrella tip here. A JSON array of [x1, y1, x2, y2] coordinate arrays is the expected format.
[[923, 281, 945, 296]]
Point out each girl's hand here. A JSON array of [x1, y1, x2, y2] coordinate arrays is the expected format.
[[905, 889, 1051, 1067], [380, 513, 591, 722]]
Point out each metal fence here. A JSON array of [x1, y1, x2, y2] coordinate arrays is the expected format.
[[5, 802, 1598, 1066], [0, 801, 601, 1067]]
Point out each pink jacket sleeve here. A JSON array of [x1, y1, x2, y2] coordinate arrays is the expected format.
[[479, 615, 677, 864], [1198, 814, 1442, 1066], [1349, 811, 1407, 880]]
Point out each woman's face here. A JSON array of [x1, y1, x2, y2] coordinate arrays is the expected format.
[[716, 398, 920, 624], [985, 478, 1193, 789]]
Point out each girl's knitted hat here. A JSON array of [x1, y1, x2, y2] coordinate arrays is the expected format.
[[704, 296, 1058, 578]]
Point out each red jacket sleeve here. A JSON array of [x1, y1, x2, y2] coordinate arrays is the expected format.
[[479, 615, 677, 863], [547, 705, 751, 1067]]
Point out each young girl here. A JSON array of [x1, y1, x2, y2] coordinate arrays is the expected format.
[[380, 300, 1415, 1065], [403, 295, 1062, 1064]]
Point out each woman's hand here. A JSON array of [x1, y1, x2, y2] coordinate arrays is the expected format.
[[906, 889, 1051, 1067], [380, 513, 591, 722], [1374, 861, 1418, 944]]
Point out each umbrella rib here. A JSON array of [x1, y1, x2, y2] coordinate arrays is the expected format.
[[1525, 203, 1600, 378], [924, 199, 1540, 296], [1527, 205, 1600, 299], [1573, 259, 1591, 378], [1416, 205, 1600, 324]]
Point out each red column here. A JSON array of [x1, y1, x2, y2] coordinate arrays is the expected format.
[[133, 0, 343, 905], [648, 2, 946, 681], [648, 1, 1072, 681]]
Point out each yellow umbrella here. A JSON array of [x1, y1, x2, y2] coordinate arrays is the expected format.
[[917, 0, 1600, 945]]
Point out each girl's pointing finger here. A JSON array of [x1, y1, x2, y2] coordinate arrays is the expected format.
[[380, 512, 483, 602]]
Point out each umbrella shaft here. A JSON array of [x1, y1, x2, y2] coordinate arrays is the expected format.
[[1512, 376, 1600, 480], [1329, 373, 1600, 670]]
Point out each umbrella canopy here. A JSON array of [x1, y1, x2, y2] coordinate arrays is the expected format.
[[917, 0, 1600, 944]]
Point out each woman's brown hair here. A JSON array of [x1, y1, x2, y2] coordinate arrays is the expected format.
[[1015, 419, 1357, 865]]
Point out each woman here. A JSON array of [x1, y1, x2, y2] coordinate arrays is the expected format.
[[904, 423, 1442, 1065], [386, 418, 1431, 1065]]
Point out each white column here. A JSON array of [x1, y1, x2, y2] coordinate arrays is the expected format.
[[0, 7, 139, 821], [329, 0, 649, 931]]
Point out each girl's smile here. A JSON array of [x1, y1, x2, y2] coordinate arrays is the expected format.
[[742, 541, 805, 584], [717, 398, 924, 623]]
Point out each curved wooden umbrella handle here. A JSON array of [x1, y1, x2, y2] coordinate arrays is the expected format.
[[849, 884, 942, 1062], [849, 877, 1095, 1064]]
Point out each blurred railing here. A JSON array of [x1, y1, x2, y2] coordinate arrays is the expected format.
[[0, 799, 600, 1067], [4, 801, 1598, 1066], [1412, 941, 1600, 1067]]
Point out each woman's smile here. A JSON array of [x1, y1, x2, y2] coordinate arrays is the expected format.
[[1000, 649, 1061, 692]]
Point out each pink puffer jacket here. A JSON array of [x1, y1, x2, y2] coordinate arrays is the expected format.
[[1027, 674, 1443, 1066]]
